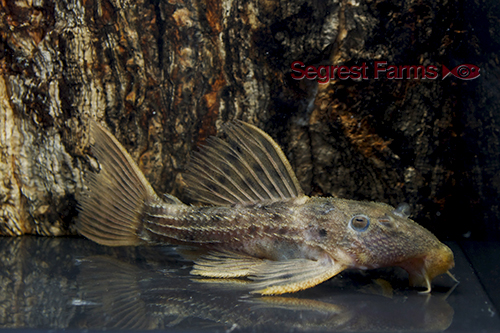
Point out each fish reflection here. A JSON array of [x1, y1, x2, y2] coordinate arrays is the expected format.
[[75, 254, 454, 331]]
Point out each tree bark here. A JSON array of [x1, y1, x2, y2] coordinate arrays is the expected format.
[[0, 0, 499, 240]]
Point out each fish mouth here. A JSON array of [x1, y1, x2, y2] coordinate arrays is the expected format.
[[398, 244, 455, 293]]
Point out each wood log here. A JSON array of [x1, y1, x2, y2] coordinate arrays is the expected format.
[[0, 0, 498, 240]]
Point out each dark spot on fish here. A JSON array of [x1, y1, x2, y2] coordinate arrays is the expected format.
[[220, 166, 230, 175], [246, 178, 257, 189], [280, 273, 294, 279], [227, 152, 238, 163], [145, 216, 160, 224], [319, 229, 327, 237], [207, 183, 217, 192], [231, 141, 242, 154], [216, 174, 227, 184], [271, 213, 283, 223], [248, 225, 258, 234], [253, 163, 263, 173]]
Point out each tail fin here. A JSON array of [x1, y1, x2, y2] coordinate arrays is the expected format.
[[77, 120, 161, 246]]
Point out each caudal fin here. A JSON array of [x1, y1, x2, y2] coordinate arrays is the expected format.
[[78, 120, 161, 246]]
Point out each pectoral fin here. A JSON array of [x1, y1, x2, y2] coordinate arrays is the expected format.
[[249, 256, 346, 295], [191, 251, 346, 295], [191, 250, 266, 278]]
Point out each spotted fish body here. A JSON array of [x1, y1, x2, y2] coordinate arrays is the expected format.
[[78, 120, 455, 295]]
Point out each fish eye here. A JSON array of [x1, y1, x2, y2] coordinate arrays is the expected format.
[[349, 215, 370, 232]]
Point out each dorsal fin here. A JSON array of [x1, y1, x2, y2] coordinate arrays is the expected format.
[[184, 121, 304, 206]]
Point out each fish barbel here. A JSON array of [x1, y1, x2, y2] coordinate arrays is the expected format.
[[77, 120, 455, 295]]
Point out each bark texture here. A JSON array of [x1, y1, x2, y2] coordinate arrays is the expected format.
[[0, 0, 499, 240]]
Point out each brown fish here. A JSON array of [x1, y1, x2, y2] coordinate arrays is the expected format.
[[77, 120, 455, 295]]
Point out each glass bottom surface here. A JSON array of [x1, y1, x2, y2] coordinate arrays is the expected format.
[[0, 237, 499, 332]]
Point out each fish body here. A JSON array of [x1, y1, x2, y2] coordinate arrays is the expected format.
[[78, 120, 454, 295]]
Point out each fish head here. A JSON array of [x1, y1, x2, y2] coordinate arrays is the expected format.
[[319, 199, 454, 292]]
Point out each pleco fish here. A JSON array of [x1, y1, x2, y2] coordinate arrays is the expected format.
[[78, 120, 455, 295]]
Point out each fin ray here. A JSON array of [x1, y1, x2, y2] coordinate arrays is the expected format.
[[225, 124, 296, 199], [190, 153, 250, 203], [78, 256, 152, 329], [191, 250, 266, 278], [249, 256, 345, 295], [78, 120, 163, 246], [188, 139, 267, 203], [191, 250, 346, 295], [185, 121, 304, 205]]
